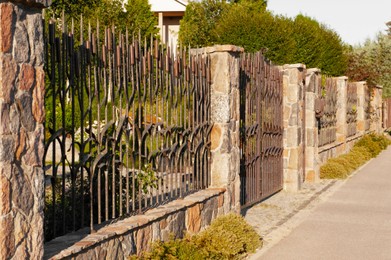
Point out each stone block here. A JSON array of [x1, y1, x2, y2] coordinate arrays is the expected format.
[[306, 110, 315, 128], [0, 54, 17, 104], [286, 127, 299, 147], [0, 174, 11, 214], [283, 105, 291, 123], [283, 169, 301, 192], [0, 3, 13, 53], [306, 73, 315, 92], [186, 203, 201, 233], [12, 167, 33, 215], [32, 68, 45, 124], [289, 103, 298, 126], [26, 13, 44, 66], [305, 92, 315, 109], [136, 226, 151, 255], [306, 128, 315, 146], [0, 135, 15, 162], [0, 213, 15, 259], [210, 52, 230, 94], [13, 20, 30, 63], [19, 63, 35, 91], [9, 103, 20, 132], [288, 148, 299, 170], [211, 94, 230, 123], [287, 84, 299, 103], [231, 87, 240, 121], [305, 147, 315, 168], [211, 152, 230, 187], [16, 92, 35, 132], [0, 101, 10, 134], [25, 125, 44, 167]]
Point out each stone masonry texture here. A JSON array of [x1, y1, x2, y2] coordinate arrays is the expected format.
[[282, 64, 306, 192], [0, 1, 47, 259], [45, 189, 226, 259]]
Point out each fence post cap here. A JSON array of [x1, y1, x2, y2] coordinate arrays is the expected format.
[[283, 63, 306, 70], [335, 76, 348, 80], [190, 45, 244, 55], [307, 68, 321, 74]]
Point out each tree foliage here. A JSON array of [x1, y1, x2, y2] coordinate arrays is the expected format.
[[179, 0, 229, 47], [292, 15, 348, 75], [46, 0, 157, 38], [346, 32, 391, 97], [179, 0, 347, 75]]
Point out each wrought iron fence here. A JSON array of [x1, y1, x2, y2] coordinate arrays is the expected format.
[[346, 83, 357, 137], [43, 16, 211, 241], [318, 78, 337, 147], [239, 52, 283, 208]]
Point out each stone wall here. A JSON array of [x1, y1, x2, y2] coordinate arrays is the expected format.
[[45, 188, 226, 259], [0, 1, 48, 259], [287, 68, 385, 184]]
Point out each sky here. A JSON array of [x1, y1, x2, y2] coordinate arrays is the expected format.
[[267, 0, 391, 46]]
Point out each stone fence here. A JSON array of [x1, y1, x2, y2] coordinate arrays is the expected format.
[[280, 66, 384, 190], [0, 0, 385, 258]]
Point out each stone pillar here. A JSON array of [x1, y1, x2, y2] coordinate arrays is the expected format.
[[193, 45, 243, 213], [370, 85, 383, 133], [356, 81, 368, 136], [0, 1, 49, 259], [304, 68, 320, 183], [335, 76, 348, 155], [282, 64, 306, 192]]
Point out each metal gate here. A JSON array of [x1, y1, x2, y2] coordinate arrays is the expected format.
[[239, 52, 284, 208]]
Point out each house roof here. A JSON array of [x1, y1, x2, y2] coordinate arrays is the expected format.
[[149, 0, 188, 13]]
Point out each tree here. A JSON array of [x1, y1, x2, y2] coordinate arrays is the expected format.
[[179, 0, 347, 75], [346, 33, 391, 97], [179, 0, 228, 46], [122, 0, 158, 37], [46, 0, 157, 39]]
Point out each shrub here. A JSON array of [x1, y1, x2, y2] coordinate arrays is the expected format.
[[350, 146, 372, 161], [354, 134, 382, 157], [192, 213, 262, 259], [368, 133, 391, 150], [139, 214, 262, 260], [141, 236, 205, 260], [335, 153, 364, 172], [327, 157, 355, 173], [320, 160, 349, 179], [320, 133, 389, 180]]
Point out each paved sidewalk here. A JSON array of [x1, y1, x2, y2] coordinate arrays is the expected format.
[[246, 146, 391, 260]]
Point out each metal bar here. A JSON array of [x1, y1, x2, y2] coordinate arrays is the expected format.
[[44, 16, 212, 240]]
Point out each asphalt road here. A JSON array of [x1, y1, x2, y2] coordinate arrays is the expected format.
[[256, 146, 391, 260]]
